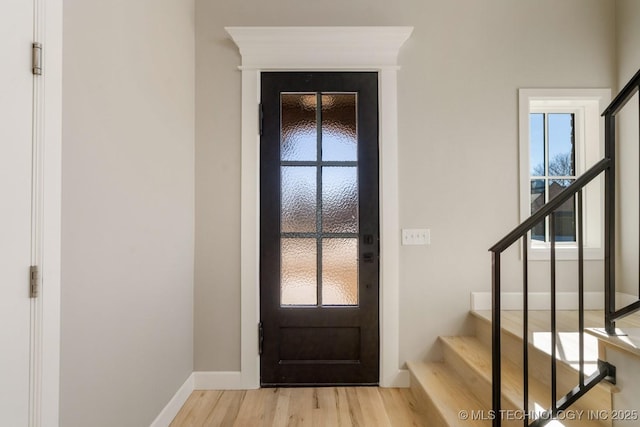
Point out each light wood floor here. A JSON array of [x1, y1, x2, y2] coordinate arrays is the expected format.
[[170, 387, 424, 427]]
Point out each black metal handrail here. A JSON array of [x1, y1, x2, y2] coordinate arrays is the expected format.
[[489, 159, 615, 427], [602, 67, 640, 116], [490, 157, 610, 253], [490, 68, 640, 427]]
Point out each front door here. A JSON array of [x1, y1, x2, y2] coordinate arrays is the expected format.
[[0, 0, 36, 423], [260, 72, 379, 386]]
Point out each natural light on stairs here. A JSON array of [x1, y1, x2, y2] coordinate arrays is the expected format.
[[408, 307, 640, 426]]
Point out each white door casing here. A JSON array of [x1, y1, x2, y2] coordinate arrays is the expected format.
[[0, 0, 62, 425], [225, 26, 413, 388], [0, 0, 35, 424]]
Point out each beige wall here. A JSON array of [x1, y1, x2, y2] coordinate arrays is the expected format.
[[194, 0, 615, 370], [616, 0, 640, 85], [396, 1, 614, 362], [60, 0, 195, 425], [615, 0, 640, 299]]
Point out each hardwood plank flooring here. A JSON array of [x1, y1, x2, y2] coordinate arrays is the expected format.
[[170, 387, 424, 427]]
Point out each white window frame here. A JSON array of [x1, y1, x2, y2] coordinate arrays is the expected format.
[[519, 89, 610, 260]]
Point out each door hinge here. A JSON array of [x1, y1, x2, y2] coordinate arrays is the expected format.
[[258, 321, 264, 355], [32, 42, 42, 76], [30, 266, 39, 298], [259, 103, 264, 136]]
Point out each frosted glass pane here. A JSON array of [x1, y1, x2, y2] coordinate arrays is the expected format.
[[281, 167, 316, 233], [281, 94, 317, 161], [322, 94, 357, 161], [322, 238, 358, 306], [281, 238, 317, 306], [322, 167, 358, 233], [548, 113, 575, 177]]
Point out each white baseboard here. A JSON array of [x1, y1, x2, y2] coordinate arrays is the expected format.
[[382, 369, 410, 388], [149, 373, 194, 427], [193, 371, 246, 390], [471, 291, 638, 311]]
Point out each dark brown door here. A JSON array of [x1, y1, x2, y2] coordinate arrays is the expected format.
[[260, 72, 379, 386]]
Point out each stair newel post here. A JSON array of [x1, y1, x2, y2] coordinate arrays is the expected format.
[[491, 250, 501, 427], [604, 112, 616, 335]]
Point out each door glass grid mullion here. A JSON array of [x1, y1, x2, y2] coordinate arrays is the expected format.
[[280, 91, 360, 307]]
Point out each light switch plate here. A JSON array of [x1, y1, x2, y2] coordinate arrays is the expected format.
[[402, 228, 430, 245]]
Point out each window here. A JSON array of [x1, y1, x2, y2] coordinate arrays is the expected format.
[[530, 112, 577, 242], [519, 89, 610, 260]]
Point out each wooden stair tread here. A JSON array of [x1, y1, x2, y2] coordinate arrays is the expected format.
[[407, 361, 491, 427], [440, 336, 607, 427], [587, 327, 640, 358], [408, 310, 623, 426], [471, 310, 618, 394], [472, 309, 640, 336]]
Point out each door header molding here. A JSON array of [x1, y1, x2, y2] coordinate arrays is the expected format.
[[226, 26, 413, 70]]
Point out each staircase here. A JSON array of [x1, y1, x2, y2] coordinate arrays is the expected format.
[[407, 309, 627, 427], [408, 68, 640, 427]]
